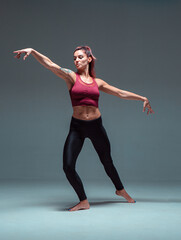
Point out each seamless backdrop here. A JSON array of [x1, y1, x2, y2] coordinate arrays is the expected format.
[[1, 0, 181, 182]]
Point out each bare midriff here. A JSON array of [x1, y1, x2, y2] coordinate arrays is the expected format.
[[72, 106, 101, 120]]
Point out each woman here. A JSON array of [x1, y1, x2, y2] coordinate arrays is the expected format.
[[13, 46, 154, 211]]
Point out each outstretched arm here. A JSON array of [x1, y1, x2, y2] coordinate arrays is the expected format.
[[97, 78, 154, 115], [13, 48, 75, 83]]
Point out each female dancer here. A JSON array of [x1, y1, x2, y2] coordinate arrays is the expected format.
[[13, 46, 154, 211]]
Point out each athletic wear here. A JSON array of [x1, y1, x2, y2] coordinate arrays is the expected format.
[[63, 116, 124, 201], [69, 73, 99, 107]]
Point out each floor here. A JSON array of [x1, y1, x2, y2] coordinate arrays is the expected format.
[[1, 180, 181, 240]]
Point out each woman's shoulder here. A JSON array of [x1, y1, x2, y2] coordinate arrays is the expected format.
[[94, 77, 102, 81], [94, 77, 105, 88]]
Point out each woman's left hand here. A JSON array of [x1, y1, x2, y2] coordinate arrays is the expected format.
[[143, 98, 155, 115]]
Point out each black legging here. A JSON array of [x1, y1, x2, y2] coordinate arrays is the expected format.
[[63, 116, 124, 201]]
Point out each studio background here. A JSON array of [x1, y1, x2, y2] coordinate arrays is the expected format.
[[1, 0, 180, 183]]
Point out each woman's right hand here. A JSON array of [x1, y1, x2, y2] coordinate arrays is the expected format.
[[13, 48, 33, 60], [143, 98, 154, 115]]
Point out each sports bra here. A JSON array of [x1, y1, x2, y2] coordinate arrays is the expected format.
[[69, 73, 100, 107]]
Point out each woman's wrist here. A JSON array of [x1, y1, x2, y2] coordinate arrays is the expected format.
[[142, 97, 148, 102], [31, 48, 35, 55]]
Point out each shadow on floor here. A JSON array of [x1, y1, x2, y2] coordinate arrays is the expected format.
[[8, 198, 181, 212], [57, 197, 181, 211], [58, 200, 126, 211], [56, 198, 181, 211]]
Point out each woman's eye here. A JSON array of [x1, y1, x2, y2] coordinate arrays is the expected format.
[[74, 55, 83, 60]]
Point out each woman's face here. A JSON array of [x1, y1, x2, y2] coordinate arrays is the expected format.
[[73, 50, 92, 70]]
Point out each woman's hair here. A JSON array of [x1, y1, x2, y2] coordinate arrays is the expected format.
[[74, 46, 96, 78]]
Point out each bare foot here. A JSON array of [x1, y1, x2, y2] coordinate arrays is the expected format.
[[116, 189, 136, 203], [68, 199, 90, 212]]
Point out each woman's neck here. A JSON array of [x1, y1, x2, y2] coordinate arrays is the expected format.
[[77, 67, 89, 78]]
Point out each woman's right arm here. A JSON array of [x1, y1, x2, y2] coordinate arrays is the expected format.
[[13, 48, 75, 85]]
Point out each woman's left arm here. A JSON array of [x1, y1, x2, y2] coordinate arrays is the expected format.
[[97, 78, 154, 115]]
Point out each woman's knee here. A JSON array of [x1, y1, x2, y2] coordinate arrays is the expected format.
[[63, 162, 75, 175]]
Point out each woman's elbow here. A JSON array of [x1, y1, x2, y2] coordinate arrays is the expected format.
[[47, 62, 55, 70], [118, 89, 125, 98]]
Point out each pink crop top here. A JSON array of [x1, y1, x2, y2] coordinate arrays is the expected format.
[[69, 73, 100, 107]]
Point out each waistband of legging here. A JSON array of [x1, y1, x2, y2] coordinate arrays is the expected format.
[[71, 115, 102, 124]]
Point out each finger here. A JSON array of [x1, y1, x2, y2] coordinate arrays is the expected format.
[[147, 104, 151, 109], [15, 54, 20, 59], [14, 50, 25, 55], [23, 53, 28, 60], [14, 51, 22, 55], [143, 105, 146, 112], [14, 52, 21, 56]]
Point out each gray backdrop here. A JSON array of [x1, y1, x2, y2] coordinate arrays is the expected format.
[[1, 0, 180, 182]]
